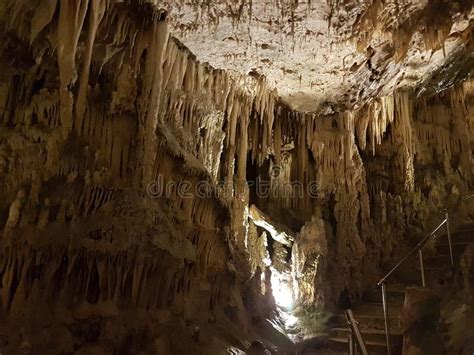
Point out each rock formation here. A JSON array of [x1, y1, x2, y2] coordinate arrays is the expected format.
[[0, 0, 472, 353], [401, 287, 443, 355]]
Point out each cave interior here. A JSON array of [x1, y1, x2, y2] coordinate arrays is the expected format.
[[0, 0, 473, 354]]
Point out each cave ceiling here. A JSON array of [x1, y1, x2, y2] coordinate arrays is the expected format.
[[156, 0, 474, 113]]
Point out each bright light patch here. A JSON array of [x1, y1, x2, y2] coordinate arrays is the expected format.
[[281, 312, 298, 328], [274, 282, 294, 308], [270, 267, 294, 309], [225, 346, 246, 355]]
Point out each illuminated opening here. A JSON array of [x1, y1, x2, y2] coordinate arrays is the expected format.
[[270, 267, 294, 309]]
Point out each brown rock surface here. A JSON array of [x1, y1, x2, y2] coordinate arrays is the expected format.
[[401, 287, 444, 355], [0, 0, 472, 353]]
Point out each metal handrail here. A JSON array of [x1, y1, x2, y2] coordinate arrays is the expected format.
[[377, 217, 450, 286], [345, 309, 369, 355], [377, 212, 453, 355]]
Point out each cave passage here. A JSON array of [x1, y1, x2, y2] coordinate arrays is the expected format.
[[0, 1, 473, 354]]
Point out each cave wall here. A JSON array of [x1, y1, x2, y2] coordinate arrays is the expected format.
[[231, 75, 474, 336], [0, 0, 472, 352], [247, 81, 473, 307], [0, 0, 274, 352]]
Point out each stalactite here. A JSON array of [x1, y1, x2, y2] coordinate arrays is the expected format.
[[140, 19, 169, 185], [30, 0, 58, 43], [57, 0, 89, 137], [238, 101, 250, 183], [273, 117, 282, 165], [75, 0, 107, 121], [0, 1, 473, 352]]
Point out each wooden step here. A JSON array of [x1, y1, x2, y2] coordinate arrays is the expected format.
[[437, 228, 474, 243], [417, 259, 454, 273], [331, 327, 402, 344], [456, 223, 474, 231], [295, 334, 350, 354], [353, 301, 404, 317], [328, 336, 388, 353], [327, 335, 403, 354], [297, 335, 394, 355], [436, 241, 471, 255], [425, 254, 455, 264], [389, 266, 424, 284], [334, 313, 401, 333]]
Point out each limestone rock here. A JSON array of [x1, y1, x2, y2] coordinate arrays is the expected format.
[[401, 287, 444, 355], [0, 0, 472, 352]]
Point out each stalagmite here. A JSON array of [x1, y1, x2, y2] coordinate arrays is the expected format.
[[292, 216, 328, 307]]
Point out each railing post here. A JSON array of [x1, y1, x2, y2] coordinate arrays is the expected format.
[[381, 283, 391, 355], [377, 214, 451, 355], [346, 309, 368, 355], [446, 211, 454, 269], [348, 333, 354, 355], [418, 249, 426, 287]]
